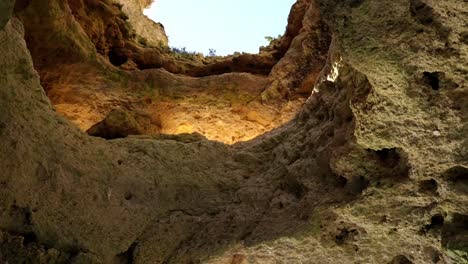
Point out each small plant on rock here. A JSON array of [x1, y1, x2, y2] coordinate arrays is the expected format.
[[208, 48, 217, 57]]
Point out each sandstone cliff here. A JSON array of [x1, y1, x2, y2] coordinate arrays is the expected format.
[[0, 0, 466, 263]]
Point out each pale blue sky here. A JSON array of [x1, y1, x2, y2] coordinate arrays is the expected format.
[[144, 0, 295, 56]]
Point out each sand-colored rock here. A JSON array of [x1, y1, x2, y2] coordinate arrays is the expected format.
[[11, 0, 305, 145], [0, 0, 467, 264], [264, 0, 331, 100], [112, 0, 168, 47], [87, 108, 160, 139]]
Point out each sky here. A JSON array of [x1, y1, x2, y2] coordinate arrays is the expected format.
[[143, 0, 296, 56]]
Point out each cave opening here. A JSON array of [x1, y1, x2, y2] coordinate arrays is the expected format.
[[143, 0, 296, 56], [16, 0, 332, 144], [108, 49, 128, 66], [2, 0, 467, 263]]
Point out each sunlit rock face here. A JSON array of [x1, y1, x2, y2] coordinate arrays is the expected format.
[[14, 0, 316, 144], [112, 0, 168, 47], [264, 0, 332, 100], [0, 0, 467, 263]]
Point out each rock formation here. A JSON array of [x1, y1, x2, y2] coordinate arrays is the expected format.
[[113, 0, 168, 48], [86, 108, 160, 139], [0, 0, 466, 263]]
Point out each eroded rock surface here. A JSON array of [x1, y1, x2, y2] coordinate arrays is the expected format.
[[0, 0, 467, 263], [13, 0, 308, 144], [87, 108, 160, 139], [113, 0, 168, 47]]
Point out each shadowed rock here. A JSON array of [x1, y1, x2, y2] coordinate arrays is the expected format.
[[87, 109, 160, 139]]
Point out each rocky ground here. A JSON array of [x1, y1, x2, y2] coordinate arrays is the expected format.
[[0, 0, 467, 263]]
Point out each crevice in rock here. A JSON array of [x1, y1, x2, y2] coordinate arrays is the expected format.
[[441, 213, 468, 252], [9, 204, 34, 227], [115, 242, 138, 264], [14, 0, 31, 12], [7, 231, 38, 247], [422, 71, 442, 91], [109, 49, 128, 66], [410, 0, 435, 25], [335, 227, 359, 245], [389, 255, 414, 264], [374, 148, 401, 166], [422, 213, 445, 234], [444, 166, 468, 194], [367, 148, 411, 179], [279, 174, 308, 199], [418, 179, 438, 195], [124, 191, 133, 201], [345, 175, 370, 195]]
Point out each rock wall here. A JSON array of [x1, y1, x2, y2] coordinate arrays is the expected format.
[[113, 0, 168, 47], [13, 0, 307, 144], [0, 0, 14, 29], [0, 0, 467, 263], [264, 0, 331, 100]]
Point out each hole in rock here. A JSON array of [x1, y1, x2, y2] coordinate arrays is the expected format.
[[335, 228, 359, 245], [367, 148, 410, 179], [124, 191, 133, 201], [144, 0, 296, 55], [389, 255, 414, 264], [422, 71, 441, 90], [441, 213, 468, 251], [21, 232, 38, 246], [410, 0, 435, 25], [418, 179, 438, 194], [114, 242, 137, 264], [423, 213, 445, 233], [375, 148, 397, 162], [7, 231, 38, 247], [430, 214, 445, 227], [109, 50, 128, 66], [444, 166, 468, 193], [25, 0, 331, 144]]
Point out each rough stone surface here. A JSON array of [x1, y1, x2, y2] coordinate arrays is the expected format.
[[0, 0, 467, 263], [0, 0, 14, 30], [87, 108, 160, 139], [264, 0, 332, 100], [15, 0, 280, 78], [112, 0, 168, 47]]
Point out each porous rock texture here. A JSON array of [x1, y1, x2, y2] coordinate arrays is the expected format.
[[112, 0, 168, 47], [0, 0, 467, 264], [263, 0, 332, 100], [13, 0, 316, 144]]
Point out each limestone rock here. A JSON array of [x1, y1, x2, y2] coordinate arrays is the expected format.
[[264, 0, 331, 100], [0, 0, 467, 263], [87, 108, 160, 139], [112, 0, 168, 47], [0, 0, 14, 30]]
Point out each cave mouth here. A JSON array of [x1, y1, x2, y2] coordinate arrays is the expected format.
[[20, 0, 330, 144], [143, 0, 296, 56]]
